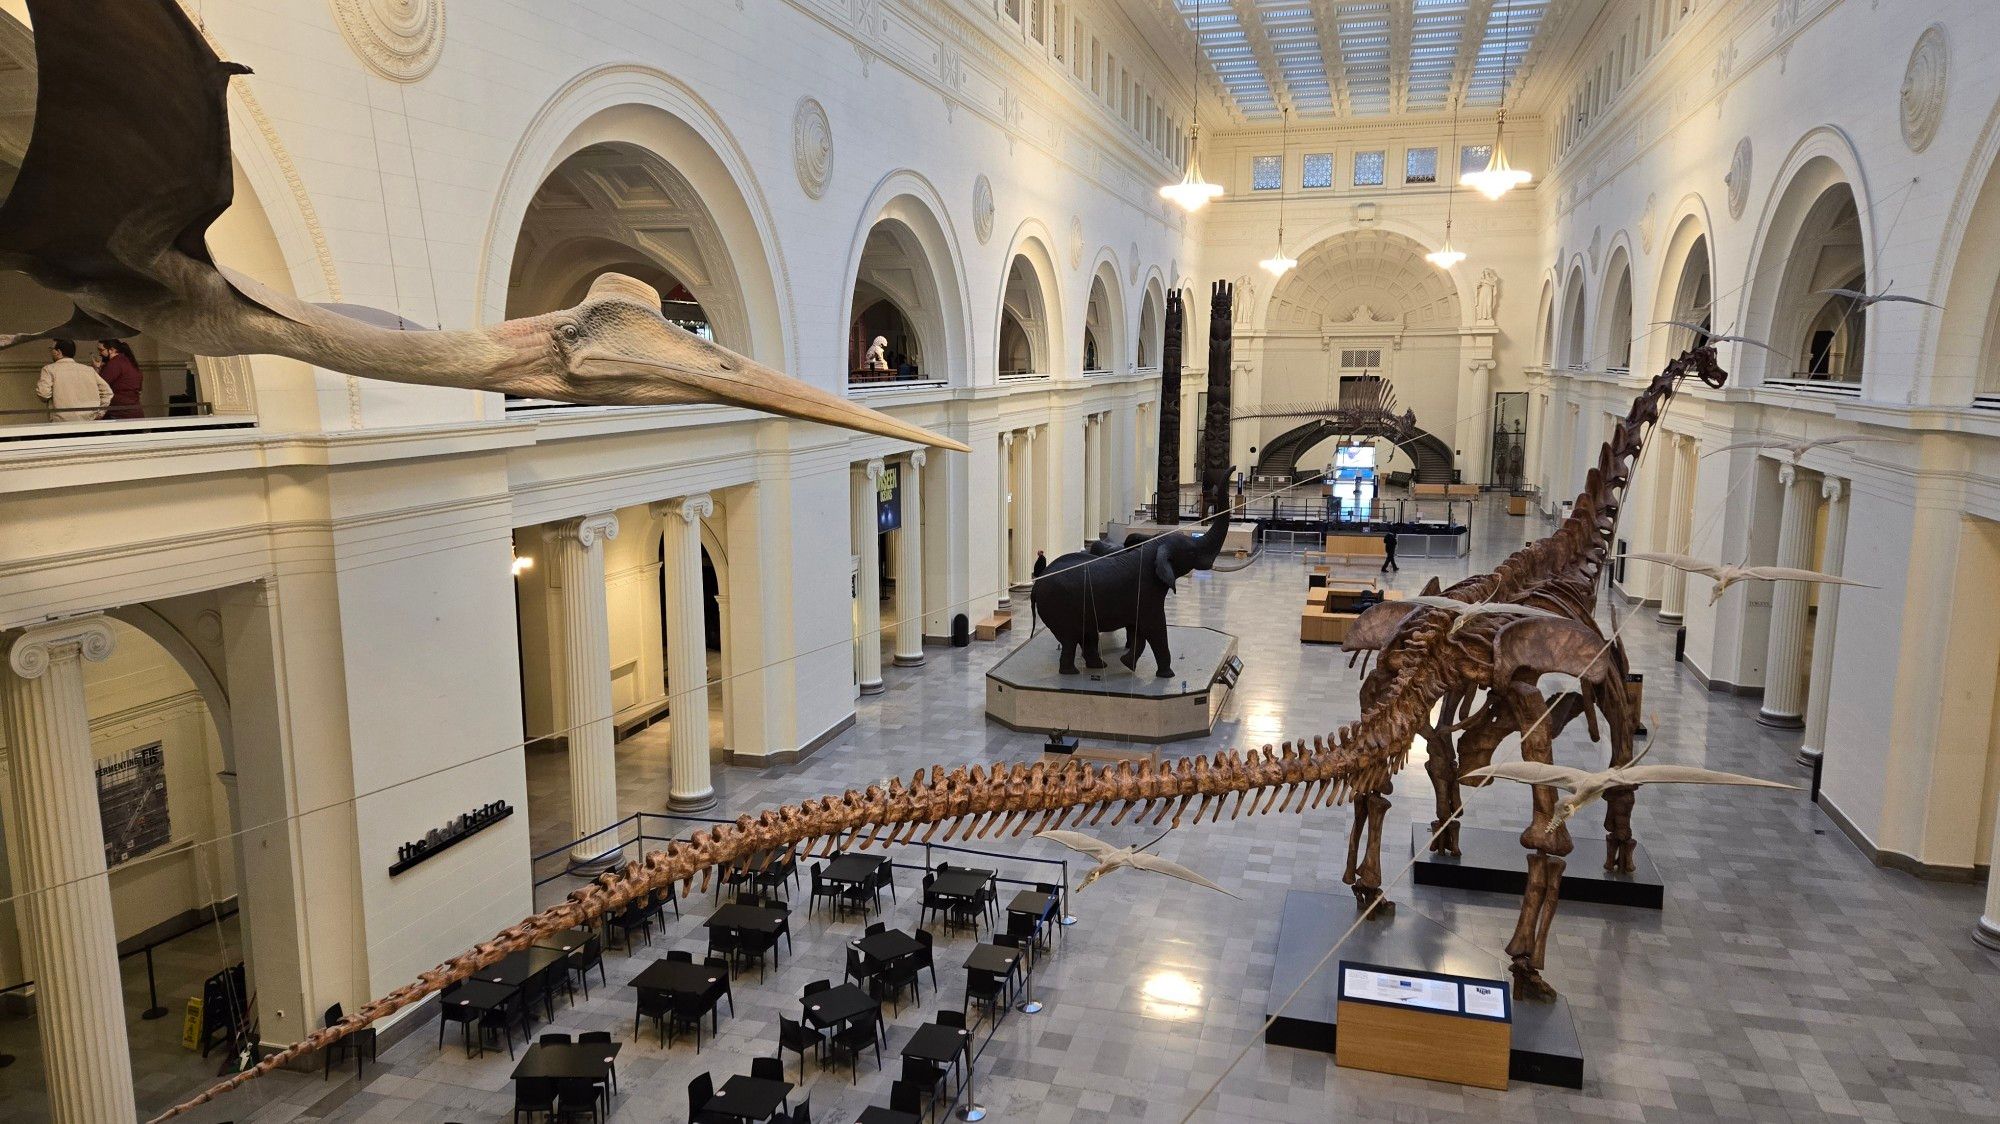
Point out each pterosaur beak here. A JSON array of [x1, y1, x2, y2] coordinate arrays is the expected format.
[[572, 276, 968, 453]]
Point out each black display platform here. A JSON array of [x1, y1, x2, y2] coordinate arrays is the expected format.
[[1264, 890, 1584, 1088], [1410, 823, 1665, 910]]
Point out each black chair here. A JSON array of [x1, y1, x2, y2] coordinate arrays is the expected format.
[[865, 921, 887, 937], [772, 905, 795, 955], [707, 926, 742, 970], [667, 950, 695, 964], [903, 1054, 949, 1117], [777, 1015, 823, 1082], [845, 946, 876, 989], [919, 873, 947, 931], [554, 1076, 602, 1123], [737, 924, 780, 981], [1008, 909, 1047, 956], [877, 956, 922, 1014], [840, 872, 877, 917], [634, 986, 671, 1046], [688, 1073, 730, 1124], [522, 969, 557, 1026], [512, 1075, 558, 1123], [751, 1055, 785, 1082], [567, 937, 606, 1000], [936, 1009, 966, 1029], [808, 863, 840, 918], [539, 1032, 572, 1046], [438, 985, 481, 1056], [789, 1096, 811, 1124], [874, 861, 898, 903], [704, 955, 737, 1023], [964, 969, 1005, 1025], [829, 1017, 882, 1083], [667, 991, 709, 1052], [481, 993, 528, 1059], [803, 978, 832, 997], [716, 862, 756, 901], [578, 1030, 616, 1094], [889, 1078, 925, 1116], [610, 901, 651, 952], [321, 1002, 377, 1080], [755, 853, 797, 898], [914, 929, 939, 988]]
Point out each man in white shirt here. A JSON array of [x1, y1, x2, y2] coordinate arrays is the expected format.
[[36, 339, 113, 422]]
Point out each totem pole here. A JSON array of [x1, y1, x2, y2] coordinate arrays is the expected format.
[[1153, 289, 1184, 524], [1199, 280, 1235, 521]]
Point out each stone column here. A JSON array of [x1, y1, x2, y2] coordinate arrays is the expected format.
[[894, 452, 927, 666], [545, 513, 622, 862], [1011, 430, 1035, 590], [663, 494, 716, 810], [1462, 360, 1495, 483], [997, 433, 1015, 607], [1, 616, 138, 1124], [855, 459, 886, 694], [1979, 799, 2000, 950], [1759, 464, 1817, 728], [1798, 476, 1850, 767], [1658, 435, 1696, 623], [1082, 415, 1099, 540]]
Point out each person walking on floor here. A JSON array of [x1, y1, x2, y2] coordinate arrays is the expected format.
[[1380, 528, 1399, 573], [36, 339, 113, 422], [96, 339, 145, 420]]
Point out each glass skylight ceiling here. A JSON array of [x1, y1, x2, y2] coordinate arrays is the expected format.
[[1173, 0, 1551, 121]]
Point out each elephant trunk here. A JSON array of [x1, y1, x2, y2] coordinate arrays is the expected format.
[[1193, 509, 1231, 569]]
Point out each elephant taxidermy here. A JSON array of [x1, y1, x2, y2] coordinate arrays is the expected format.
[[1031, 516, 1230, 677]]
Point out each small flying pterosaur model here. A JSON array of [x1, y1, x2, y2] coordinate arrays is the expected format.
[[1035, 829, 1237, 897], [1401, 595, 1568, 637], [1627, 552, 1874, 606], [0, 0, 967, 454], [1465, 729, 1795, 829], [1653, 320, 1791, 360], [1816, 282, 1943, 312], [1702, 433, 1898, 463]]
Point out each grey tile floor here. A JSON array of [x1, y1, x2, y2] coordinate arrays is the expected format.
[[12, 494, 2000, 1123]]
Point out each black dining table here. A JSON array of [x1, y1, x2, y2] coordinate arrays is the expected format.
[[705, 902, 787, 934], [476, 947, 567, 988], [850, 928, 923, 966], [510, 1040, 622, 1081], [930, 867, 993, 901], [855, 1107, 921, 1124], [802, 982, 880, 1031], [902, 1020, 972, 1068], [444, 978, 515, 1017], [961, 943, 1022, 979], [1005, 889, 1055, 921], [532, 927, 598, 955], [706, 1073, 793, 1121], [822, 852, 888, 887], [631, 959, 728, 998]]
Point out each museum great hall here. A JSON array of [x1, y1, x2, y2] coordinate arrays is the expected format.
[[0, 0, 1997, 1121]]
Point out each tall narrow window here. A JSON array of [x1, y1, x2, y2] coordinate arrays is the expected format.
[[1302, 153, 1333, 189], [1030, 0, 1045, 43], [1405, 147, 1438, 185], [1354, 150, 1385, 187], [1251, 155, 1283, 191]]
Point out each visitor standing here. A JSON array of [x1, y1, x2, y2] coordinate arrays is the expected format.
[[1380, 528, 1399, 573], [36, 339, 113, 422], [96, 339, 145, 420], [1032, 550, 1047, 578]]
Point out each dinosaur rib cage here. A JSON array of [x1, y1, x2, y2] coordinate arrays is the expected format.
[[153, 347, 1728, 1122]]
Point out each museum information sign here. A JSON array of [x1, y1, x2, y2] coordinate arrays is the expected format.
[[1334, 959, 1512, 1089]]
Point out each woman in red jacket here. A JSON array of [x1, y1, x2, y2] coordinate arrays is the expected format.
[[96, 339, 145, 420]]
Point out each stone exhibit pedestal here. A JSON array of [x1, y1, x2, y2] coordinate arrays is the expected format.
[[1410, 824, 1665, 909], [1264, 889, 1584, 1089], [984, 626, 1237, 743]]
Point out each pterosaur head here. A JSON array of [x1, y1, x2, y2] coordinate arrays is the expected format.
[[531, 274, 968, 452]]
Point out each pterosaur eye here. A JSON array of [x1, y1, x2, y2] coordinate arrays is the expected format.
[[559, 324, 580, 345]]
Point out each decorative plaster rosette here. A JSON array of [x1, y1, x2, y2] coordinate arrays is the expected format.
[[330, 0, 445, 82], [792, 98, 833, 200], [1069, 216, 1084, 269], [1725, 137, 1752, 220], [1639, 193, 1659, 253], [1900, 24, 1948, 154], [972, 175, 995, 244], [1128, 243, 1140, 285]]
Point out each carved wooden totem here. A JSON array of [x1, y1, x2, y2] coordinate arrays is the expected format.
[[1199, 280, 1234, 521], [1154, 289, 1184, 524]]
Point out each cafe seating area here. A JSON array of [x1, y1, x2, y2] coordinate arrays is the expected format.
[[412, 847, 1066, 1122]]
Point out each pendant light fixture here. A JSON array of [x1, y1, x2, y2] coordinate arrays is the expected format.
[[1259, 107, 1297, 277], [1461, 1, 1534, 201], [1426, 95, 1467, 269], [1161, 0, 1225, 212]]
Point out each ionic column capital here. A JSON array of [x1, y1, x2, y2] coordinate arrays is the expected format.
[[671, 493, 715, 524], [1821, 475, 1845, 503], [864, 457, 886, 483], [7, 614, 117, 680], [545, 512, 620, 549], [1022, 427, 1037, 444], [907, 449, 928, 471], [1000, 431, 1014, 450], [1778, 462, 1800, 487]]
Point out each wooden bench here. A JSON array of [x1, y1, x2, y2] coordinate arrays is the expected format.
[[1311, 535, 1386, 567], [974, 612, 1012, 640]]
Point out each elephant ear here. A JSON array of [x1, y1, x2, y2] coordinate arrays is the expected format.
[[1154, 547, 1179, 590]]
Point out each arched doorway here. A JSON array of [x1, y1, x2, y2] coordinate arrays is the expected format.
[[1600, 249, 1634, 370], [1561, 265, 1588, 368], [842, 189, 967, 387], [1742, 151, 1870, 388], [1083, 262, 1123, 374], [1137, 281, 1164, 368], [998, 248, 1056, 376]]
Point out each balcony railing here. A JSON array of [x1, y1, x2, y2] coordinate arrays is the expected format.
[[0, 402, 255, 444], [847, 368, 947, 391]]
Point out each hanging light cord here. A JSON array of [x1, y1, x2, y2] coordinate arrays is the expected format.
[[1276, 106, 1288, 249]]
